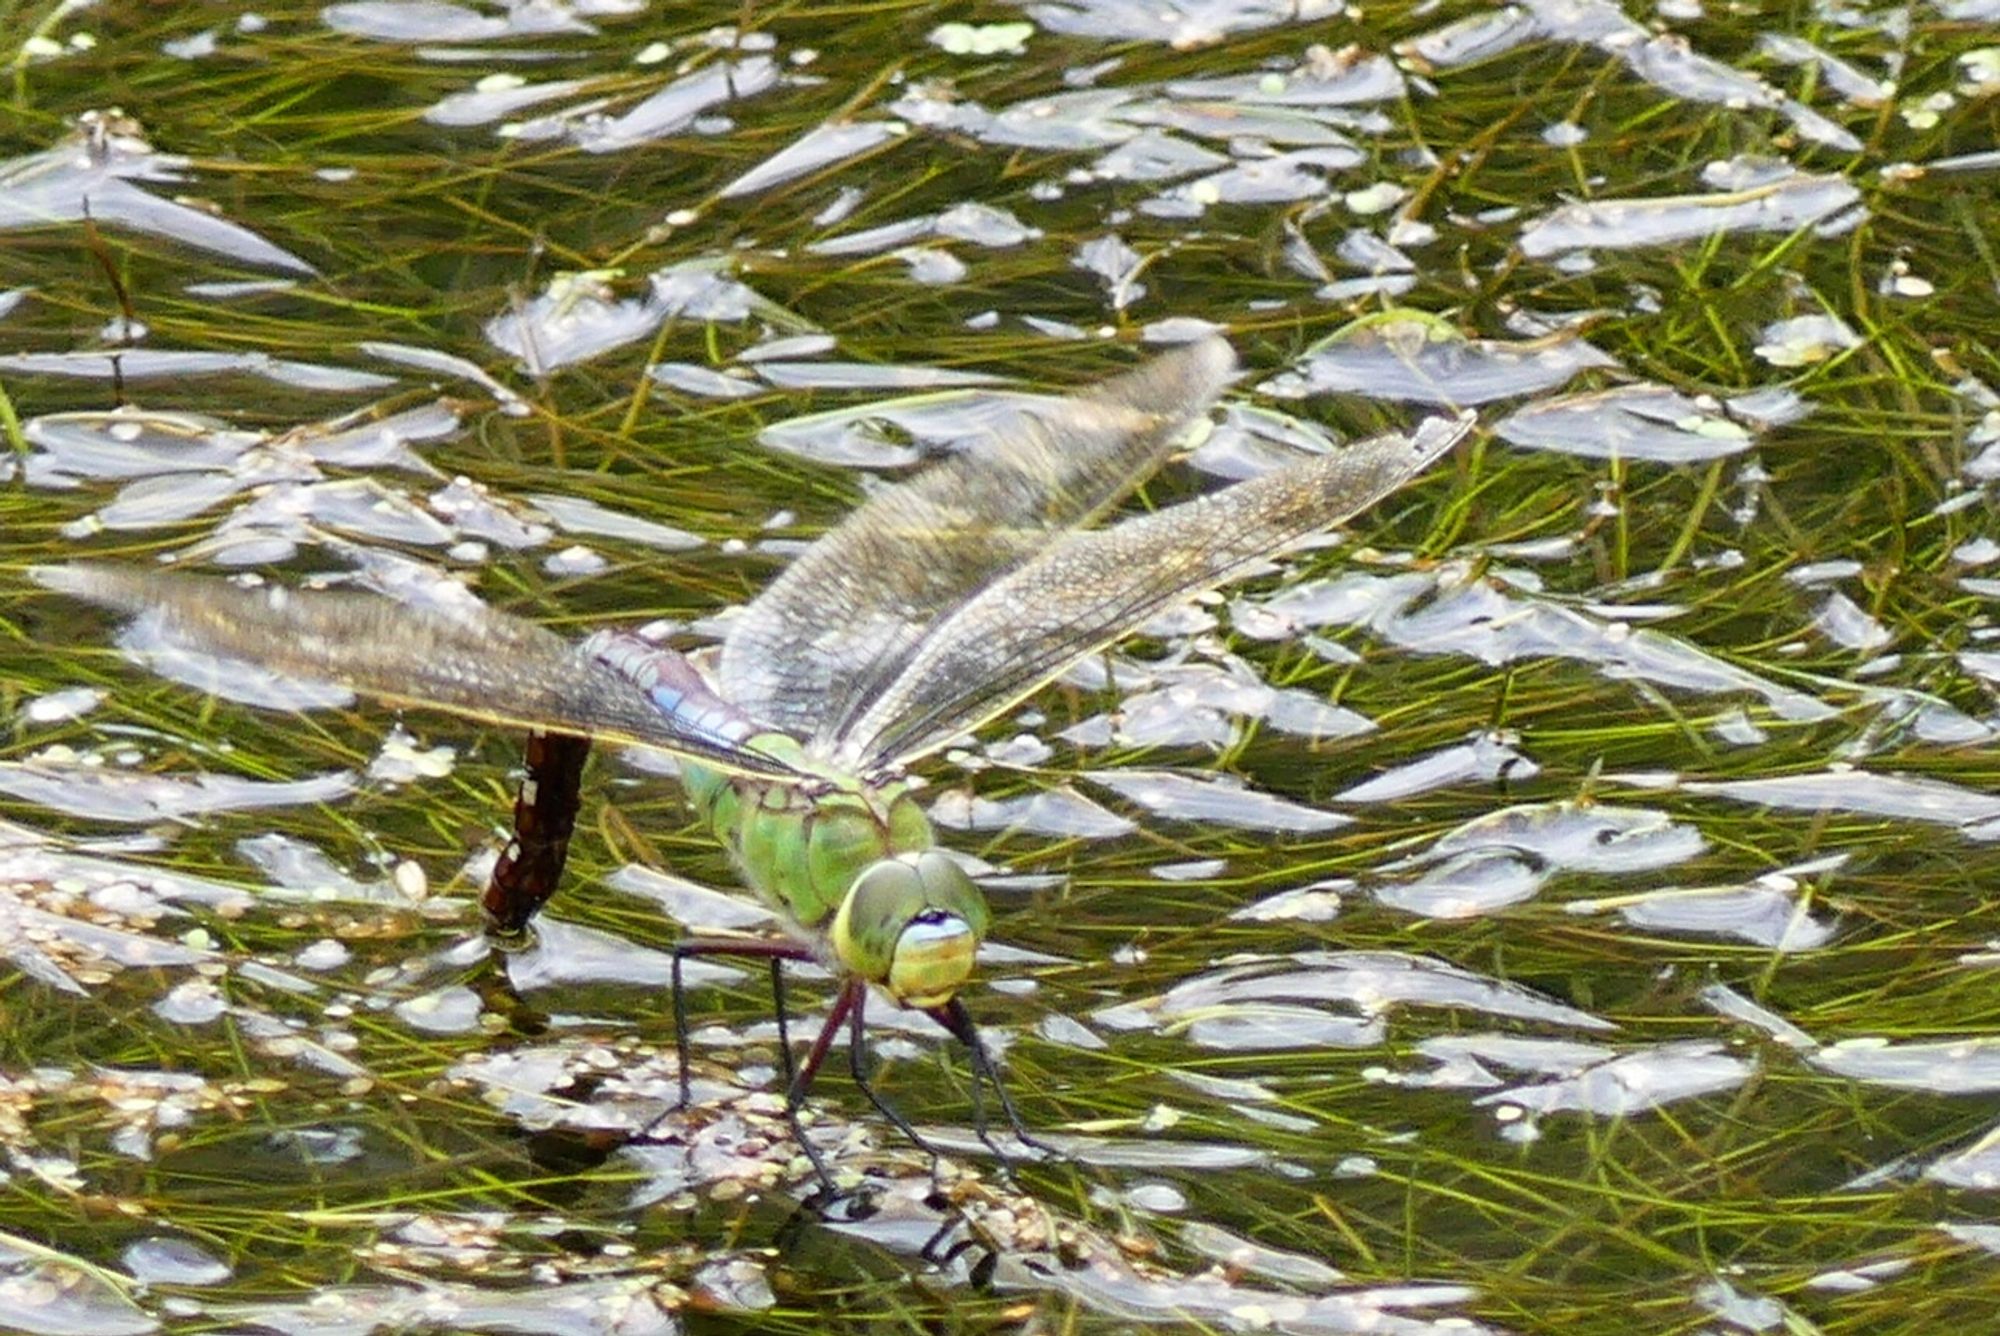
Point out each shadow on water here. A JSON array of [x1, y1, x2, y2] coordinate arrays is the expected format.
[[4, 0, 2000, 1332]]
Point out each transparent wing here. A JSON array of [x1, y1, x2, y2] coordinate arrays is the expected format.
[[35, 565, 809, 780], [718, 336, 1238, 752], [833, 413, 1475, 771]]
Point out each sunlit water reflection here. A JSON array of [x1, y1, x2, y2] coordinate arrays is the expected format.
[[4, 0, 2000, 1332]]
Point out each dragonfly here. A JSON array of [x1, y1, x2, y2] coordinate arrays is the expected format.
[[36, 336, 1471, 1190]]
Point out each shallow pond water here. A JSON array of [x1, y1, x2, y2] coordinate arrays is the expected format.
[[3, 2, 2000, 1333]]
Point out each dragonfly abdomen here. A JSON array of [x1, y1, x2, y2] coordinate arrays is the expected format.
[[582, 630, 764, 750]]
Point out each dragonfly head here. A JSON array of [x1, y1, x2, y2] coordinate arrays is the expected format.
[[831, 851, 990, 1009]]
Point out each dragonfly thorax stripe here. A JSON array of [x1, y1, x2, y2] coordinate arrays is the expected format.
[[677, 758, 935, 935]]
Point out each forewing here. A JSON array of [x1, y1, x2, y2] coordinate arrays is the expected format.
[[35, 565, 807, 779], [834, 413, 1474, 770], [718, 336, 1237, 749]]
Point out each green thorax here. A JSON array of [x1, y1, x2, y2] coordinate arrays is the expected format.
[[680, 735, 933, 932]]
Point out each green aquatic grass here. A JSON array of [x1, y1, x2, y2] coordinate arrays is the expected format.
[[4, 0, 2000, 1332]]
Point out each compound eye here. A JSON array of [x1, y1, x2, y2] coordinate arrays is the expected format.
[[832, 853, 989, 1007]]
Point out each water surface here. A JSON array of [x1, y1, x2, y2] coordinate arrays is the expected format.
[[3, 2, 1999, 1332]]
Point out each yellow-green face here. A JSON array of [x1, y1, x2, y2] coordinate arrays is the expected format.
[[828, 851, 990, 1008]]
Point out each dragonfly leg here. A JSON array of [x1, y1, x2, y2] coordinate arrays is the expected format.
[[484, 729, 592, 936], [844, 988, 944, 1178], [929, 998, 1061, 1165], [668, 937, 815, 1108], [937, 1005, 1006, 1172], [768, 957, 797, 1090], [787, 978, 862, 1196]]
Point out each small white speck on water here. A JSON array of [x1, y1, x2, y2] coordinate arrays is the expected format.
[[392, 860, 428, 900]]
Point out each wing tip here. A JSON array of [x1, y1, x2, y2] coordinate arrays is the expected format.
[[1095, 333, 1239, 421], [1410, 409, 1479, 463], [1169, 330, 1239, 382], [28, 561, 148, 610]]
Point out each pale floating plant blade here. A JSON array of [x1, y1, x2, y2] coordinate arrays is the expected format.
[[719, 335, 1239, 751], [838, 412, 1475, 771], [33, 565, 807, 780]]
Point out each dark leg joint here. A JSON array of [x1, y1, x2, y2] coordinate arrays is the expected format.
[[930, 998, 1061, 1169]]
